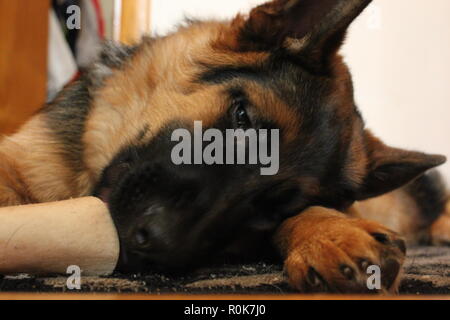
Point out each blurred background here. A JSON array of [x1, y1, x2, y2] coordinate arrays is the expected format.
[[0, 0, 449, 180]]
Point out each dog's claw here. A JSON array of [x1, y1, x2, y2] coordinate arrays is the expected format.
[[340, 265, 355, 280]]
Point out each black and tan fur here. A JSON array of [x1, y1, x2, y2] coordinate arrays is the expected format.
[[0, 0, 449, 293]]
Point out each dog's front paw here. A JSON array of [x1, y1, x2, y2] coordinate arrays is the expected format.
[[277, 207, 406, 294]]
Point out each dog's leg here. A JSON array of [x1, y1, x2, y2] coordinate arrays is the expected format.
[[430, 199, 450, 245], [0, 115, 92, 207], [0, 151, 36, 206], [348, 171, 449, 245], [274, 206, 406, 294]]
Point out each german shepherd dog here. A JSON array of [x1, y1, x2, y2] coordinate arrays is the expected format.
[[0, 0, 449, 293]]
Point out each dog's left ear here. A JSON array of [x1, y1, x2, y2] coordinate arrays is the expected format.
[[355, 131, 447, 201], [233, 0, 371, 72]]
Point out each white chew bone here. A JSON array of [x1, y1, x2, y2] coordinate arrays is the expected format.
[[0, 197, 119, 276]]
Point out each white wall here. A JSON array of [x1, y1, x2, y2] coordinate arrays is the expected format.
[[342, 0, 450, 182], [151, 0, 450, 182], [151, 0, 266, 35]]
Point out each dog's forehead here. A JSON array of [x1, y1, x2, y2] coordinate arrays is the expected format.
[[87, 20, 358, 170], [151, 21, 357, 145]]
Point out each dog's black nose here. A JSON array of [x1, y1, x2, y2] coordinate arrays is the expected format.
[[132, 225, 162, 251], [130, 205, 174, 251], [134, 228, 150, 246]]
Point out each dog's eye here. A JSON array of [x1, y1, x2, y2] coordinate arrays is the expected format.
[[234, 101, 251, 129]]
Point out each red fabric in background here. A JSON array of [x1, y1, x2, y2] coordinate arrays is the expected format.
[[91, 0, 105, 39]]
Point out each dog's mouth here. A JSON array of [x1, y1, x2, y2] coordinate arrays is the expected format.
[[93, 162, 161, 272], [97, 186, 113, 204], [93, 161, 196, 271], [94, 162, 132, 204]]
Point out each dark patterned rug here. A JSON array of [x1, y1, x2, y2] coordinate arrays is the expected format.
[[1, 247, 449, 295]]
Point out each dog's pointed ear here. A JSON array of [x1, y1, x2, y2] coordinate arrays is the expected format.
[[233, 0, 371, 71], [356, 131, 447, 200]]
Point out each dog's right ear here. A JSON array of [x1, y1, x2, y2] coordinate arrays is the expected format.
[[231, 0, 371, 72]]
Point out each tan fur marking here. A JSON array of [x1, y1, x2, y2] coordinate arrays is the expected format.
[[0, 151, 37, 206], [244, 82, 300, 143], [348, 190, 424, 244], [430, 199, 450, 245], [0, 116, 92, 205]]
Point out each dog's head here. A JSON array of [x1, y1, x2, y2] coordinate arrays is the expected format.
[[90, 0, 445, 270]]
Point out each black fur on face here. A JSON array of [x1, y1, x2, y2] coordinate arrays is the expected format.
[[94, 127, 306, 270], [93, 57, 362, 271]]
